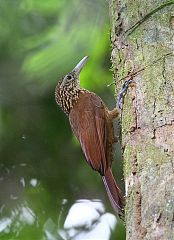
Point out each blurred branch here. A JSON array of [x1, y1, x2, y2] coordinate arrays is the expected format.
[[107, 52, 173, 87], [125, 1, 174, 35]]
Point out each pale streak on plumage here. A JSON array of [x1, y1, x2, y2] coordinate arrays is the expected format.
[[55, 77, 80, 115]]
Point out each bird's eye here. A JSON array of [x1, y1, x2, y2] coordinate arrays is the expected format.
[[67, 75, 72, 80]]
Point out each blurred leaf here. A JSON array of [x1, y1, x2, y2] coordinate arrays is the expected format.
[[0, 0, 125, 239]]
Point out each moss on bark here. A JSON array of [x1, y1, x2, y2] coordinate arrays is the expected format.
[[110, 0, 174, 239]]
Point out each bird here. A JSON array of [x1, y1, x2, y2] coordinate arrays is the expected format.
[[55, 56, 129, 218]]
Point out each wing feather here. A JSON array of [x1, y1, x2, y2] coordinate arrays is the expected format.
[[69, 93, 107, 175]]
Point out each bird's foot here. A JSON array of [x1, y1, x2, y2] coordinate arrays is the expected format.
[[117, 79, 136, 110], [109, 108, 120, 119]]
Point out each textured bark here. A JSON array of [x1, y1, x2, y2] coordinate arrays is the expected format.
[[109, 1, 174, 239]]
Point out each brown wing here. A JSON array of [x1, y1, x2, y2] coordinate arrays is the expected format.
[[69, 92, 107, 175]]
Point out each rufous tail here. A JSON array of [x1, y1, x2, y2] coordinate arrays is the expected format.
[[102, 168, 125, 219]]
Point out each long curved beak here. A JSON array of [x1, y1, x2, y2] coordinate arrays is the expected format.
[[72, 56, 89, 75]]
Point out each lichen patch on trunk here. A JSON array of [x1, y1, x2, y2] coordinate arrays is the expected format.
[[110, 0, 174, 239]]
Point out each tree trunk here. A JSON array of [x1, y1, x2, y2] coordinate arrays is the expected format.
[[109, 1, 174, 239]]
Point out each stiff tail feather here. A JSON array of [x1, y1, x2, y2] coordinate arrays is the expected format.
[[102, 168, 125, 219]]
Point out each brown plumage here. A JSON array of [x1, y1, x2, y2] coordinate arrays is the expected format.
[[55, 56, 124, 217]]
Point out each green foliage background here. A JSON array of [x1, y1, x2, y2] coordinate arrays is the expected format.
[[0, 0, 125, 239]]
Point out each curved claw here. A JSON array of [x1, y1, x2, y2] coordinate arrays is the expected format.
[[117, 79, 135, 110]]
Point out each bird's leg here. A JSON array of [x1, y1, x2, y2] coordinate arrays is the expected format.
[[117, 79, 135, 110], [107, 77, 135, 148], [108, 79, 135, 145], [109, 78, 135, 119], [108, 108, 120, 120]]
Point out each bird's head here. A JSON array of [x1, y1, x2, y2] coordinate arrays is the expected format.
[[59, 56, 89, 90], [55, 56, 89, 114]]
